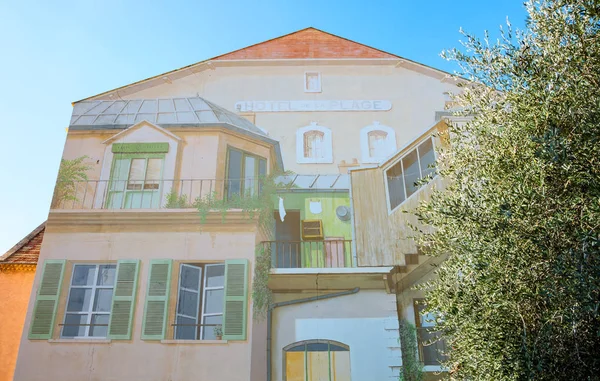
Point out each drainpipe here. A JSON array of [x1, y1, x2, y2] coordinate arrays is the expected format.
[[266, 287, 360, 381], [348, 171, 358, 267]]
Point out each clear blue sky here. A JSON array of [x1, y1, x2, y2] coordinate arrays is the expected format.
[[0, 0, 528, 253]]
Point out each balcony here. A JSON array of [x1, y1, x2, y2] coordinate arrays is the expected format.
[[262, 240, 353, 269], [50, 178, 264, 210]]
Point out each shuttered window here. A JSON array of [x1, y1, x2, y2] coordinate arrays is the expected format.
[[222, 259, 249, 341], [29, 260, 66, 340], [107, 260, 140, 340], [141, 259, 172, 340]]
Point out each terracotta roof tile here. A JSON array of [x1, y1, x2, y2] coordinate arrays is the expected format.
[[0, 222, 45, 265]]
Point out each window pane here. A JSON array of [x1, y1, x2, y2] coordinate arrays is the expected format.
[[177, 290, 199, 317], [175, 316, 197, 340], [386, 162, 405, 209], [418, 138, 436, 179], [67, 288, 92, 312], [62, 314, 86, 338], [96, 265, 116, 286], [227, 149, 242, 199], [72, 265, 96, 286], [402, 149, 420, 198], [205, 265, 225, 288], [204, 289, 224, 314], [144, 158, 162, 190], [368, 130, 388, 157], [202, 315, 223, 340], [89, 314, 109, 337], [180, 265, 201, 290], [93, 289, 113, 312], [244, 156, 256, 196], [127, 158, 145, 190]]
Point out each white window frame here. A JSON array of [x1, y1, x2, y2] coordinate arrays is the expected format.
[[383, 136, 438, 214], [304, 72, 321, 93], [61, 263, 116, 339], [296, 123, 333, 164], [174, 263, 225, 340], [360, 122, 397, 163]]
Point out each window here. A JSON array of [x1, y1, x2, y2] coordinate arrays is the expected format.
[[414, 299, 448, 366], [296, 123, 333, 164], [304, 72, 321, 93], [284, 340, 350, 381], [174, 263, 225, 340], [385, 136, 436, 211], [107, 154, 165, 209], [226, 148, 267, 200], [61, 264, 117, 338], [360, 122, 397, 163]]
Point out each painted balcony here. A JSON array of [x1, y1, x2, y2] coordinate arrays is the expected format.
[[50, 178, 265, 210], [262, 239, 353, 269]]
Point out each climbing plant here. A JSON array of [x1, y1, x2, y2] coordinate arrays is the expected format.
[[398, 320, 424, 381], [51, 155, 92, 208], [193, 171, 295, 318]]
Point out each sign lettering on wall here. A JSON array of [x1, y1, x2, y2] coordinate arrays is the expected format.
[[234, 100, 392, 113]]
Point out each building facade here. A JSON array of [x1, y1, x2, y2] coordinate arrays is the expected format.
[[14, 28, 459, 381]]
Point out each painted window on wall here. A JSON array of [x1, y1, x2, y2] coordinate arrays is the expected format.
[[61, 264, 116, 338], [414, 299, 449, 366], [284, 340, 351, 381], [106, 154, 165, 209], [174, 263, 225, 340], [385, 136, 436, 211], [360, 122, 397, 163], [296, 123, 333, 164], [304, 72, 321, 93], [226, 147, 267, 200]]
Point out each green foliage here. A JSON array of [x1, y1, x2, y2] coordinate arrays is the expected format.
[[194, 171, 294, 318], [163, 191, 189, 209], [51, 155, 92, 208], [415, 1, 600, 380], [398, 320, 424, 381]]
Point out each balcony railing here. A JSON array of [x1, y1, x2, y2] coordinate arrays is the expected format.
[[51, 178, 264, 210], [262, 240, 353, 269]]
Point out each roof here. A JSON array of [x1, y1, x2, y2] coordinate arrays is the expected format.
[[0, 222, 45, 266], [276, 174, 350, 192], [75, 27, 456, 103], [70, 97, 267, 137]]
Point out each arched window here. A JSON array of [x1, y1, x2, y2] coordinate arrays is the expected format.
[[360, 122, 396, 163], [304, 130, 325, 159], [296, 123, 333, 164], [283, 340, 350, 381]]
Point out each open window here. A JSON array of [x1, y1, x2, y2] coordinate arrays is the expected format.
[[414, 299, 448, 366], [284, 340, 351, 381], [296, 123, 333, 164], [226, 147, 267, 200], [360, 122, 396, 163], [385, 136, 437, 211]]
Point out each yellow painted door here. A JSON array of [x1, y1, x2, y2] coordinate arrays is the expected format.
[[286, 352, 305, 381], [331, 351, 351, 380], [307, 351, 330, 381]]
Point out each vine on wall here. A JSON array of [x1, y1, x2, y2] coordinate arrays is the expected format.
[[192, 171, 294, 319], [399, 319, 424, 381]]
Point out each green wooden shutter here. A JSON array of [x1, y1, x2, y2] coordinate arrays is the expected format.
[[108, 259, 140, 340], [28, 260, 66, 340], [141, 259, 172, 340], [222, 259, 249, 341]]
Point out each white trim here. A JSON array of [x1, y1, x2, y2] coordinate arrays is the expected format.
[[360, 122, 397, 164], [304, 71, 322, 93], [296, 122, 333, 164], [101, 120, 181, 144], [160, 339, 227, 344], [269, 266, 393, 275]]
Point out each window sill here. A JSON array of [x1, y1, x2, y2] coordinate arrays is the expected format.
[[161, 339, 228, 344], [48, 339, 111, 344]]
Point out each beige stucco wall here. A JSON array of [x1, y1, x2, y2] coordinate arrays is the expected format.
[[97, 63, 459, 174], [0, 269, 35, 381], [14, 229, 265, 381]]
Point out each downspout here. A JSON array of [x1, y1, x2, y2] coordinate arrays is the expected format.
[[348, 170, 358, 267], [266, 287, 360, 381]]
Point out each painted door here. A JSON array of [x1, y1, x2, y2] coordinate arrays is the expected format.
[[285, 341, 351, 381], [274, 211, 301, 268], [106, 156, 163, 209], [324, 237, 345, 268]]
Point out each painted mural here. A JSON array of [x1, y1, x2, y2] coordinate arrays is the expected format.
[[13, 28, 458, 381]]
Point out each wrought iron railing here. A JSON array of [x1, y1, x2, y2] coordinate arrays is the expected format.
[[50, 178, 264, 210], [261, 240, 353, 269]]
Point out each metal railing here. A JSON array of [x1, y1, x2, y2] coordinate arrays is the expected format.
[[51, 178, 265, 210], [262, 240, 353, 269]]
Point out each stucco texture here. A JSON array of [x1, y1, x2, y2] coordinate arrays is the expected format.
[[0, 270, 35, 381]]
